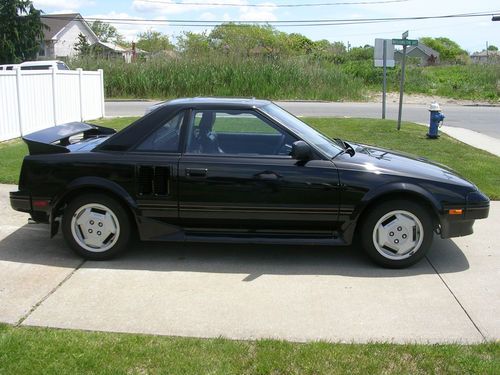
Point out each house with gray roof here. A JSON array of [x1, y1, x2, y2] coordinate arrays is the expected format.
[[394, 43, 440, 66], [470, 50, 500, 64], [39, 13, 99, 58]]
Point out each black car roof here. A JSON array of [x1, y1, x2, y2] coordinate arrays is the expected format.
[[155, 97, 272, 109], [96, 97, 273, 152]]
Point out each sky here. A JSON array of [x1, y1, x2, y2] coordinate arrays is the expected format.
[[32, 0, 500, 53]]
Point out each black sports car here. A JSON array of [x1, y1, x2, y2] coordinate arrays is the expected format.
[[10, 98, 489, 268]]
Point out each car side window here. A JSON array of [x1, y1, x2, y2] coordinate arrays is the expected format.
[[57, 62, 69, 70], [185, 110, 296, 156], [136, 112, 184, 152]]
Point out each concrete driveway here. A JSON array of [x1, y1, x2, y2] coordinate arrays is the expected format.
[[0, 184, 498, 343]]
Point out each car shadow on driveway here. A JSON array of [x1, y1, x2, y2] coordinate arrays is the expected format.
[[0, 224, 469, 279]]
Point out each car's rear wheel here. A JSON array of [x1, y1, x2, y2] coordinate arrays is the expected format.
[[360, 199, 434, 268], [62, 194, 131, 260]]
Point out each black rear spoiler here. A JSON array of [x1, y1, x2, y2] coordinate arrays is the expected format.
[[23, 122, 116, 155]]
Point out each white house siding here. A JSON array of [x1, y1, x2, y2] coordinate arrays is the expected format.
[[53, 20, 98, 58]]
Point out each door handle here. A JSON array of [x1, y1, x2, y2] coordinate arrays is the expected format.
[[185, 168, 208, 177], [255, 171, 280, 181]]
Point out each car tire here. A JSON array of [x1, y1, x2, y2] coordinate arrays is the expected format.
[[62, 194, 131, 260], [360, 199, 434, 268]]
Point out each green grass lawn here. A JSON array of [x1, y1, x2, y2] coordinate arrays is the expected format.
[[0, 323, 498, 374], [1, 116, 499, 199]]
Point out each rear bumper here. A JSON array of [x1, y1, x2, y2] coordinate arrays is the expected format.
[[440, 190, 489, 239], [10, 190, 51, 223], [10, 190, 31, 213]]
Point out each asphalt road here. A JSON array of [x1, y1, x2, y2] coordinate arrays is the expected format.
[[1, 184, 498, 343], [105, 100, 500, 139]]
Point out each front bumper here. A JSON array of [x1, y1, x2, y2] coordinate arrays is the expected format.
[[440, 190, 490, 239]]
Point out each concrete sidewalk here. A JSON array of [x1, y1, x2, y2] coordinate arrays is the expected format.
[[440, 126, 500, 157], [415, 122, 500, 157], [0, 184, 498, 343]]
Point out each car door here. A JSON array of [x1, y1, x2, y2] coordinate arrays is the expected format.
[[178, 109, 341, 235], [129, 111, 185, 228]]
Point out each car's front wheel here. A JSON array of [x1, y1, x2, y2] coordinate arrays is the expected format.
[[62, 194, 131, 260], [360, 199, 434, 268]]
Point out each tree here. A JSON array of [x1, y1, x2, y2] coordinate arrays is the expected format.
[[487, 45, 498, 51], [0, 0, 46, 64], [345, 45, 374, 61], [90, 20, 126, 45], [177, 31, 210, 56], [311, 40, 347, 62], [208, 23, 285, 57], [74, 33, 90, 56], [136, 30, 173, 53], [419, 37, 467, 62], [286, 33, 314, 54]]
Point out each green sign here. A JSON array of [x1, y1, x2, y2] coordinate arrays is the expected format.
[[392, 39, 418, 46]]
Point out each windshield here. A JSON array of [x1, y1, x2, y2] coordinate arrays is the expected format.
[[261, 103, 343, 158]]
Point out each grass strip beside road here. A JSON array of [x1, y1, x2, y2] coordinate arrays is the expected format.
[[0, 324, 498, 374], [0, 117, 499, 199]]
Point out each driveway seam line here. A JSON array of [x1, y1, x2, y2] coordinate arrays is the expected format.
[[425, 256, 486, 341], [15, 259, 86, 327]]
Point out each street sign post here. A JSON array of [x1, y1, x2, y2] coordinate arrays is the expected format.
[[374, 38, 395, 67], [374, 38, 395, 119], [395, 31, 412, 131], [382, 40, 387, 119]]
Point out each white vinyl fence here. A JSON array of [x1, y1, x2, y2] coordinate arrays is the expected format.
[[0, 68, 105, 141]]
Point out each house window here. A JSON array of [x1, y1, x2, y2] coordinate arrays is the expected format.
[[39, 41, 46, 57]]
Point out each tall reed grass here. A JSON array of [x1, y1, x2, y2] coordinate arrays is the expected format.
[[75, 55, 366, 101], [74, 56, 500, 101]]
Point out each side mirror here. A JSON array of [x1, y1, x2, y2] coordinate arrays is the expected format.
[[291, 141, 312, 161]]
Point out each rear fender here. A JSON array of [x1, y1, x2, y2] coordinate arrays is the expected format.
[[50, 177, 138, 237]]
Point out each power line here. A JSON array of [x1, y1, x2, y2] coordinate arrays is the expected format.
[[134, 0, 410, 8], [326, 19, 485, 38], [44, 10, 500, 27]]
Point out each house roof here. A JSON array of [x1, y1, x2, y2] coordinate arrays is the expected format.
[[41, 13, 80, 40], [395, 43, 440, 58], [471, 50, 500, 57], [41, 13, 98, 42], [412, 43, 439, 57], [98, 41, 127, 52], [97, 41, 147, 54]]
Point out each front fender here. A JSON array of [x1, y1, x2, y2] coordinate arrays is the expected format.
[[353, 182, 442, 220], [341, 182, 443, 244]]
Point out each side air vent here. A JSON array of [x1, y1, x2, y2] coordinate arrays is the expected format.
[[137, 166, 170, 196]]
